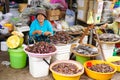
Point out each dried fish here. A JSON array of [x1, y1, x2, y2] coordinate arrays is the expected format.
[[52, 63, 81, 74], [99, 33, 120, 42], [49, 31, 75, 44], [112, 60, 120, 65], [88, 63, 114, 73], [74, 44, 98, 55]]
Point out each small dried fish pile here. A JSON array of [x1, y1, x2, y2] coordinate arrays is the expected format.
[[99, 33, 120, 42], [112, 60, 120, 65], [87, 63, 114, 73], [25, 41, 56, 53], [73, 44, 98, 55], [67, 25, 84, 35], [52, 63, 81, 74], [49, 31, 75, 44]]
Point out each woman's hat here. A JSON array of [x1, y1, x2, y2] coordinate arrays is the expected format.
[[36, 9, 47, 18]]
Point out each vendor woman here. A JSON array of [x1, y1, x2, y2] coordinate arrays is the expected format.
[[29, 9, 53, 42]]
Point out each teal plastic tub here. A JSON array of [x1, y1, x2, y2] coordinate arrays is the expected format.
[[8, 47, 27, 69]]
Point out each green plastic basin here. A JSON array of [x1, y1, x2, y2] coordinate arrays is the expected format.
[[76, 55, 90, 64], [8, 47, 27, 69]]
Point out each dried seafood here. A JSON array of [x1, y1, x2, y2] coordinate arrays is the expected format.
[[99, 33, 120, 42], [52, 63, 81, 74], [73, 44, 98, 55], [49, 31, 75, 44], [67, 25, 84, 35], [25, 41, 56, 53], [87, 63, 114, 73]]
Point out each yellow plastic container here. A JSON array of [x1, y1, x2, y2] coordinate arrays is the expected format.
[[107, 56, 120, 72], [84, 60, 117, 80], [50, 60, 84, 80]]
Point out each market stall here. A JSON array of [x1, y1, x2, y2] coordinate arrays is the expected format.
[[1, 0, 120, 80]]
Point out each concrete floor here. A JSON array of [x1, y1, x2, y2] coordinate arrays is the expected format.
[[0, 51, 120, 80]]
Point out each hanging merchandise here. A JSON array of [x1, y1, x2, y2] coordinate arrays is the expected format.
[[87, 10, 94, 24], [65, 9, 75, 26]]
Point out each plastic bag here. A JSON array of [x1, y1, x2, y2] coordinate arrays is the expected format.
[[65, 9, 75, 26], [61, 20, 69, 30], [54, 21, 62, 31]]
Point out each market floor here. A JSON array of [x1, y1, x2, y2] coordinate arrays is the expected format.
[[0, 51, 120, 80]]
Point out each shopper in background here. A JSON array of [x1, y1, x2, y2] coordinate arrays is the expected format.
[[101, 8, 120, 35], [29, 9, 53, 43], [101, 17, 120, 35], [101, 7, 120, 53]]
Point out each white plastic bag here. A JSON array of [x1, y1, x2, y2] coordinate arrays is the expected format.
[[65, 9, 75, 26]]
